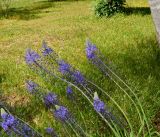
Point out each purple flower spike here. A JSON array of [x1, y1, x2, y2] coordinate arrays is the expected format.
[[25, 49, 40, 64], [46, 127, 54, 134], [73, 71, 85, 84], [1, 113, 15, 131], [26, 80, 38, 94], [54, 106, 70, 122], [66, 86, 73, 95], [86, 40, 97, 60], [42, 41, 53, 56], [58, 60, 71, 74], [93, 92, 105, 112], [0, 109, 41, 136], [43, 92, 58, 108]]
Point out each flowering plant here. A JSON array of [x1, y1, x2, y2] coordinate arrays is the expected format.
[[0, 106, 41, 137], [1, 39, 157, 137]]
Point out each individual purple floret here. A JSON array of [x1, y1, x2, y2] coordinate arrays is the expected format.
[[42, 41, 53, 56], [93, 92, 105, 113], [46, 127, 57, 137], [58, 60, 71, 74], [66, 86, 74, 100], [43, 92, 58, 108], [86, 40, 97, 60], [66, 86, 73, 95], [46, 127, 54, 134], [26, 80, 38, 94], [54, 105, 70, 122], [25, 49, 40, 64], [72, 71, 85, 84]]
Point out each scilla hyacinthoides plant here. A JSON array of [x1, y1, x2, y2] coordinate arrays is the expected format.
[[93, 92, 122, 128], [25, 42, 127, 136], [26, 80, 87, 137], [26, 80, 59, 109], [0, 105, 42, 137], [85, 40, 154, 136]]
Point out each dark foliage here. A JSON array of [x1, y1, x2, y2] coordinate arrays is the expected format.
[[94, 0, 126, 17]]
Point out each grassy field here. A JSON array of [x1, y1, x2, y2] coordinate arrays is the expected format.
[[0, 0, 160, 136]]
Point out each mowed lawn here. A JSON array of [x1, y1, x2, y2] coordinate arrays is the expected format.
[[0, 0, 160, 136]]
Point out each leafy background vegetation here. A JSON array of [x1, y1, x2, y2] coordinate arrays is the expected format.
[[0, 0, 160, 136]]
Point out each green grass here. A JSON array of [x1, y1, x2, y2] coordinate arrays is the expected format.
[[0, 0, 160, 136]]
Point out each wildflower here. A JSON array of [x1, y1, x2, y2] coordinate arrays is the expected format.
[[0, 108, 42, 137], [1, 113, 15, 131], [1, 113, 20, 136], [93, 92, 105, 112], [66, 86, 74, 100], [86, 40, 97, 60], [26, 80, 38, 94], [43, 92, 58, 108], [42, 41, 53, 56], [25, 49, 40, 64], [46, 127, 58, 137], [54, 105, 70, 122], [66, 86, 73, 95], [46, 127, 54, 134], [72, 71, 85, 84], [58, 60, 71, 74]]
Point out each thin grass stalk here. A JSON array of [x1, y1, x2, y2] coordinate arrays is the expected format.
[[70, 118, 87, 137], [96, 59, 143, 124], [63, 124, 72, 137], [67, 94, 88, 132], [66, 121, 81, 137], [149, 131, 160, 136], [137, 120, 145, 137], [74, 102, 87, 130], [98, 59, 150, 136]]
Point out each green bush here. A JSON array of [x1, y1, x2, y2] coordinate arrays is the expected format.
[[94, 0, 126, 17]]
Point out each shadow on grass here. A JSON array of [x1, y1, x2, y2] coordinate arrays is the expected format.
[[124, 7, 151, 16], [13, 100, 45, 123], [0, 1, 55, 20], [118, 39, 160, 80]]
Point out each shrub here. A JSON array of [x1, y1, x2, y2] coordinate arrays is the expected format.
[[94, 0, 126, 17]]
